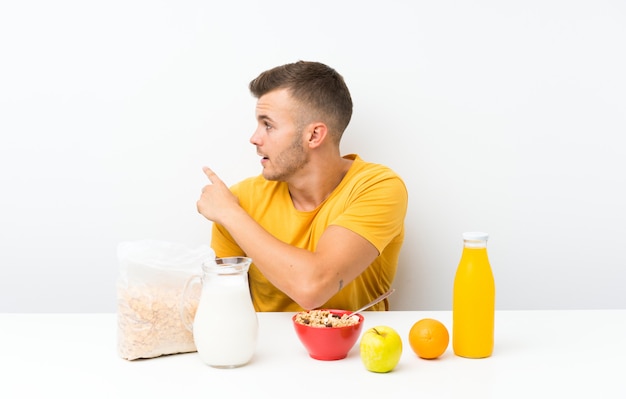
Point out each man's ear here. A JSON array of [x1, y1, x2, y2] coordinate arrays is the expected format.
[[307, 123, 328, 148]]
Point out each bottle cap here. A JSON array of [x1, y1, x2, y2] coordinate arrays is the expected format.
[[463, 232, 489, 241]]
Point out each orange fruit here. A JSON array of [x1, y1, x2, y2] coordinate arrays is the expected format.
[[408, 318, 449, 359]]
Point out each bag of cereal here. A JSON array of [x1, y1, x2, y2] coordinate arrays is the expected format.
[[116, 239, 214, 360]]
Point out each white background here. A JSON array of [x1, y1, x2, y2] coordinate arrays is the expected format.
[[1, 0, 624, 312]]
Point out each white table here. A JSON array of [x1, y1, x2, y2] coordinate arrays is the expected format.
[[1, 310, 625, 398]]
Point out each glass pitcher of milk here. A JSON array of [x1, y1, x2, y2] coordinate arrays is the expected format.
[[181, 256, 258, 368]]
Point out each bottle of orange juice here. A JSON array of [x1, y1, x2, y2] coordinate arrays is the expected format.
[[452, 232, 495, 358]]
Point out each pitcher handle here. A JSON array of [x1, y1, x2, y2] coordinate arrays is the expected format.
[[180, 274, 201, 332]]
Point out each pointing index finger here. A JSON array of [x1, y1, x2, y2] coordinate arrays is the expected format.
[[202, 166, 220, 184]]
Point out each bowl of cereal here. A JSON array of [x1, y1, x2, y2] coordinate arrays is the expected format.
[[292, 309, 364, 360]]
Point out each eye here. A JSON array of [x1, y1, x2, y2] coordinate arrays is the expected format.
[[264, 122, 273, 131]]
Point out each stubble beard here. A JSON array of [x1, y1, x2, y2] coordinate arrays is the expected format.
[[263, 130, 309, 182]]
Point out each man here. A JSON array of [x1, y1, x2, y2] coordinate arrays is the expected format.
[[197, 61, 408, 312]]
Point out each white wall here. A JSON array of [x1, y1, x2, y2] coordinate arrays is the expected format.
[[1, 0, 625, 312]]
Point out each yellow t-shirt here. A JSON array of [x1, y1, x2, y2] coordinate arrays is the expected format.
[[210, 154, 408, 312]]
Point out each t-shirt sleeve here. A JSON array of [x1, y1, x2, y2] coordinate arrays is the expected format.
[[331, 171, 408, 254], [210, 222, 245, 258], [209, 182, 247, 258]]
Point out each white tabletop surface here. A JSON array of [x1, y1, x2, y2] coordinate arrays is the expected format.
[[1, 310, 625, 398]]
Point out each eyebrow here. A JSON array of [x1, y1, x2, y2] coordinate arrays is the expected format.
[[257, 114, 275, 123]]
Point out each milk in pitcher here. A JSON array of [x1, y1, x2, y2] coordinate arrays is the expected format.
[[183, 257, 259, 368], [193, 273, 258, 367]]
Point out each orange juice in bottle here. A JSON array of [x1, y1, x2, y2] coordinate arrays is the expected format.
[[452, 232, 495, 358]]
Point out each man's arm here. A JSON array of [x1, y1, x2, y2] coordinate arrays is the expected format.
[[197, 167, 379, 310]]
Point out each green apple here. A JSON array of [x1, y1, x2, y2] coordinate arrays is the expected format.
[[359, 325, 403, 373]]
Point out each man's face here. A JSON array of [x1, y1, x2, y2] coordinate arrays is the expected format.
[[251, 89, 309, 181]]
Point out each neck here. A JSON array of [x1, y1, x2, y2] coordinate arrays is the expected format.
[[288, 156, 353, 211]]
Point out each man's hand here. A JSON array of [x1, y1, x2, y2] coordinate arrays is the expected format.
[[197, 167, 240, 225]]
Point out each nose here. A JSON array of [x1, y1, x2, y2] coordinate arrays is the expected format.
[[249, 127, 262, 146]]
